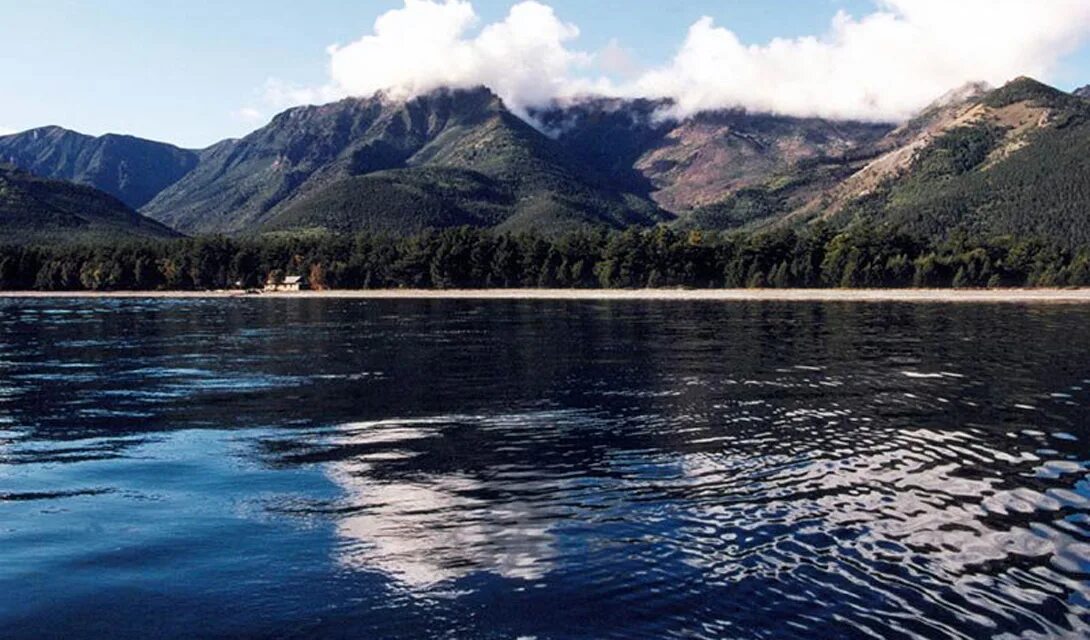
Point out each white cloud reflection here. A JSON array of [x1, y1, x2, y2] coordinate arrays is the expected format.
[[321, 418, 557, 588]]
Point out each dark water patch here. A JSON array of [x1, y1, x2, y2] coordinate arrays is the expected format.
[[0, 488, 115, 502]]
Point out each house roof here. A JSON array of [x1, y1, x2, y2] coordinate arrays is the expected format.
[[283, 276, 304, 284]]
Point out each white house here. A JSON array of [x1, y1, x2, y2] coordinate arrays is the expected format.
[[265, 275, 308, 292]]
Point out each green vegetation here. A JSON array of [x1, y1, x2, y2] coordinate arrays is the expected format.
[[264, 167, 513, 235], [0, 164, 180, 244], [684, 188, 786, 230], [981, 77, 1076, 110], [834, 108, 1090, 247], [913, 124, 1002, 177], [3, 224, 1088, 291]]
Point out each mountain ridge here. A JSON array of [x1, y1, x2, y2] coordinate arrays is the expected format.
[[0, 127, 198, 209], [772, 77, 1090, 246]]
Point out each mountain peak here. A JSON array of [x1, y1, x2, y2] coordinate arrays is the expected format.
[[267, 85, 507, 134], [4, 125, 88, 142], [140, 82, 672, 236], [930, 81, 992, 109], [983, 76, 1071, 109]]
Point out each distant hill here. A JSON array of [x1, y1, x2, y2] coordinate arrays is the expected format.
[[0, 127, 198, 209], [0, 164, 180, 244], [143, 87, 670, 235], [1074, 85, 1090, 99]]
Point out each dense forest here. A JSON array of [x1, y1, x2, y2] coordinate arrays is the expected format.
[[1, 225, 1089, 291]]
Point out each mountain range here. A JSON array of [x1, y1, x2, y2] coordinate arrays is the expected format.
[[2, 77, 1089, 246]]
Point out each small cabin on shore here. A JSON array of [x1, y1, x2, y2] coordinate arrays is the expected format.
[[265, 275, 308, 293]]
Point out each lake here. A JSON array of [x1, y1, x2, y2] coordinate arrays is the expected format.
[[1, 298, 1088, 639]]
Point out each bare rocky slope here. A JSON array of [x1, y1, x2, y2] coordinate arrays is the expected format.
[[777, 78, 1090, 246]]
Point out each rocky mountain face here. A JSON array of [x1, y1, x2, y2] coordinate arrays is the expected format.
[[1074, 85, 1090, 99], [0, 127, 198, 209], [533, 98, 893, 216], [0, 163, 180, 243], [142, 87, 669, 235]]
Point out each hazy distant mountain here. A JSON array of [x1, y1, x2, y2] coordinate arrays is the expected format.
[[0, 164, 180, 243], [0, 127, 198, 209], [143, 87, 669, 235]]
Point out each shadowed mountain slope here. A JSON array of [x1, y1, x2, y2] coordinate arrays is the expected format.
[[0, 164, 180, 243]]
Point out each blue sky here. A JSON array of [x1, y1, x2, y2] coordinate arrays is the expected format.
[[3, 0, 1090, 148]]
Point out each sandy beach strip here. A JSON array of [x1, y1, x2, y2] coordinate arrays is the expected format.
[[3, 288, 1090, 303]]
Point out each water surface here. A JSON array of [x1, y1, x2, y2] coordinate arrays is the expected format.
[[1, 299, 1089, 638]]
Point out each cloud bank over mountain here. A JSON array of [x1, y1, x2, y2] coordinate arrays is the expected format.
[[267, 0, 1090, 122], [261, 0, 594, 115], [636, 0, 1090, 121]]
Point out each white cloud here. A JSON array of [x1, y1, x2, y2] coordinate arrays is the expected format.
[[233, 107, 266, 124], [596, 39, 641, 78], [261, 78, 338, 110], [266, 0, 1090, 122], [319, 0, 590, 116], [633, 0, 1090, 121]]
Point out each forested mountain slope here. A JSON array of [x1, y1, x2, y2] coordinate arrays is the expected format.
[[801, 78, 1090, 246], [0, 164, 180, 243]]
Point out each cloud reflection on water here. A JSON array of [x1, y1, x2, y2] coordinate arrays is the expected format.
[[321, 418, 558, 588]]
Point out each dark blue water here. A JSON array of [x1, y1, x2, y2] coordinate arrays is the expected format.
[[1, 299, 1089, 639]]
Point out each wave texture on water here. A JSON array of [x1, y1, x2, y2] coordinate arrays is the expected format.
[[0, 298, 1088, 639]]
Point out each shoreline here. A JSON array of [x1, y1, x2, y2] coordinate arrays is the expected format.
[[3, 288, 1090, 303]]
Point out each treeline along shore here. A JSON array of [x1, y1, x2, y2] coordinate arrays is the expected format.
[[3, 224, 1090, 292]]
